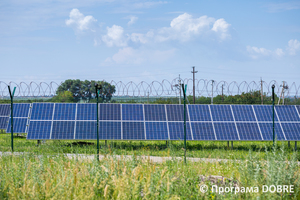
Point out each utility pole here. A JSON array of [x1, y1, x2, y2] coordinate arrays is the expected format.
[[211, 80, 214, 104], [261, 77, 263, 105], [278, 82, 288, 105], [179, 74, 181, 104], [191, 66, 198, 104], [221, 84, 224, 103], [147, 91, 149, 104]]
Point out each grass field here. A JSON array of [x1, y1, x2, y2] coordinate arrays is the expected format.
[[1, 133, 300, 199]]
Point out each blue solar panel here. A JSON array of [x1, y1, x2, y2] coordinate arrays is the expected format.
[[122, 104, 143, 121], [166, 105, 188, 121], [253, 105, 278, 122], [210, 105, 234, 121], [77, 104, 96, 120], [0, 104, 10, 116], [75, 121, 96, 140], [281, 123, 300, 140], [188, 105, 211, 121], [6, 118, 28, 133], [214, 122, 239, 140], [0, 117, 8, 129], [296, 106, 300, 116], [232, 105, 256, 121], [275, 106, 300, 122], [100, 104, 121, 120], [169, 122, 192, 140], [31, 103, 54, 120], [258, 123, 285, 141], [191, 122, 215, 140], [54, 103, 76, 120], [122, 122, 145, 140], [236, 123, 261, 140], [145, 122, 168, 140], [99, 122, 121, 140], [51, 121, 75, 139], [27, 121, 52, 140], [13, 104, 30, 117], [144, 105, 166, 121]]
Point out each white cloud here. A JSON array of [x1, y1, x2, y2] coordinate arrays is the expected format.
[[212, 18, 231, 40], [287, 39, 300, 55], [102, 25, 127, 47], [275, 48, 285, 57], [105, 47, 176, 65], [247, 46, 273, 59], [155, 13, 216, 42], [65, 9, 97, 32], [127, 16, 138, 25], [130, 33, 148, 44], [247, 46, 285, 59]]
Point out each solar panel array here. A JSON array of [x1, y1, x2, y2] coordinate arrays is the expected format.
[[2, 103, 300, 141], [5, 103, 31, 133], [0, 104, 10, 129]]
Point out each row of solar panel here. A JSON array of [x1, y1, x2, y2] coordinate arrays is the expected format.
[[1, 103, 300, 141], [2, 103, 300, 121], [26, 121, 299, 141]]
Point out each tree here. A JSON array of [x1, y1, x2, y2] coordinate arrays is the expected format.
[[56, 79, 116, 102], [51, 91, 74, 102]]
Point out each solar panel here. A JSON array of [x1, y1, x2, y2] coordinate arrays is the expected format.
[[236, 122, 262, 140], [75, 121, 96, 140], [166, 105, 188, 121], [281, 123, 300, 141], [0, 104, 10, 129], [191, 122, 215, 140], [53, 103, 76, 120], [188, 105, 211, 121], [296, 105, 300, 116], [51, 121, 75, 139], [6, 118, 28, 133], [169, 122, 192, 140], [214, 122, 239, 140], [6, 103, 31, 133], [100, 104, 121, 120], [0, 117, 9, 129], [144, 104, 166, 121], [275, 106, 300, 122], [27, 121, 52, 140], [122, 104, 143, 121], [12, 104, 30, 117], [77, 104, 96, 120], [253, 105, 278, 122], [0, 104, 10, 116], [122, 122, 145, 140], [31, 103, 54, 120], [24, 103, 300, 141], [145, 122, 169, 140], [232, 105, 256, 121], [99, 122, 122, 140], [258, 123, 285, 141], [210, 105, 234, 121]]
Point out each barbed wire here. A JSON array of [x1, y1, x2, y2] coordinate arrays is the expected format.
[[0, 79, 299, 97]]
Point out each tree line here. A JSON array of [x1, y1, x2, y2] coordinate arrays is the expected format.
[[0, 79, 299, 105]]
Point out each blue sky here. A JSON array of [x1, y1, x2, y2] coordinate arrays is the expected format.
[[1, 0, 299, 87]]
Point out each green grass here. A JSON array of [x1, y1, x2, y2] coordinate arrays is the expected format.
[[1, 133, 300, 199], [0, 133, 299, 161], [0, 143, 299, 199]]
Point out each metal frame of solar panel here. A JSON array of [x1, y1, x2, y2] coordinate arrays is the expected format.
[[0, 104, 10, 129], [25, 103, 300, 141], [6, 103, 31, 133]]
